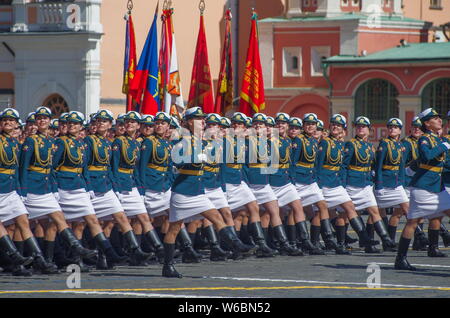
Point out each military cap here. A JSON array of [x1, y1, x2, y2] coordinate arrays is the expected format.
[[411, 116, 422, 127], [50, 119, 59, 129], [303, 113, 319, 124], [206, 113, 222, 125], [231, 112, 247, 124], [26, 112, 36, 123], [184, 106, 207, 120], [67, 111, 85, 124], [289, 117, 302, 128], [116, 113, 126, 123], [95, 109, 114, 121], [154, 112, 171, 123], [330, 114, 347, 128], [316, 119, 324, 130], [252, 113, 267, 124], [0, 108, 20, 121], [170, 117, 180, 129], [123, 111, 141, 121], [220, 117, 231, 128], [266, 116, 276, 127], [245, 117, 252, 128], [354, 116, 371, 127], [418, 108, 440, 122], [59, 112, 69, 123], [35, 106, 52, 118], [141, 114, 154, 126], [387, 118, 403, 128], [275, 112, 290, 123]]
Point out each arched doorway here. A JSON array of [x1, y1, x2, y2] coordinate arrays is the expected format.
[[354, 78, 399, 122], [43, 94, 69, 118], [421, 78, 450, 116]]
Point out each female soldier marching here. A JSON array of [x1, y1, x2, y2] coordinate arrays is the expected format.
[[19, 106, 97, 267], [395, 108, 450, 270], [84, 110, 152, 269], [373, 118, 409, 248], [342, 116, 396, 253]]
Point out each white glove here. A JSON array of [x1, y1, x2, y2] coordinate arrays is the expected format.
[[443, 142, 450, 150], [405, 167, 416, 177], [89, 190, 95, 199], [115, 192, 123, 202], [53, 192, 60, 201]]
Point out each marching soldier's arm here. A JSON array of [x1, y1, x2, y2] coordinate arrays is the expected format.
[[418, 136, 449, 161], [342, 141, 355, 184], [52, 138, 65, 170], [83, 136, 94, 192], [399, 145, 406, 186], [134, 143, 144, 196], [138, 137, 153, 190], [374, 140, 387, 190], [316, 139, 328, 178], [18, 137, 34, 196], [110, 138, 122, 191]]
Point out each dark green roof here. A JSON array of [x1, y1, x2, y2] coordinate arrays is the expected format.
[[325, 42, 450, 65], [260, 13, 425, 24]]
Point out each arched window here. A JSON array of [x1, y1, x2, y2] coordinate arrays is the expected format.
[[421, 78, 450, 116], [43, 94, 69, 118], [354, 79, 399, 122]]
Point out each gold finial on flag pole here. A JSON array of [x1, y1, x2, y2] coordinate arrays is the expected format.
[[199, 0, 206, 15], [127, 0, 133, 14]]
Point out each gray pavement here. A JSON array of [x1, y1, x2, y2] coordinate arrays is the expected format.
[[1, 220, 450, 298]]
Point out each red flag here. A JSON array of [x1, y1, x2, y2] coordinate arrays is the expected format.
[[122, 14, 137, 112], [158, 9, 171, 113], [215, 9, 233, 116], [187, 14, 214, 113], [239, 13, 265, 116]]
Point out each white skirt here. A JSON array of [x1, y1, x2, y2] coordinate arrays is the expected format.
[[91, 190, 123, 220], [322, 186, 352, 209], [375, 186, 409, 209], [408, 187, 450, 220], [249, 184, 277, 205], [294, 182, 324, 207], [405, 187, 412, 199], [0, 191, 28, 225], [205, 187, 229, 210], [144, 189, 171, 218], [25, 192, 61, 220], [345, 185, 377, 211], [446, 186, 450, 194], [58, 188, 96, 221], [271, 183, 300, 208], [225, 182, 257, 212], [120, 187, 147, 218], [169, 192, 215, 222]]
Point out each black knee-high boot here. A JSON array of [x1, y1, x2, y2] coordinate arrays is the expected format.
[[387, 225, 397, 243], [395, 237, 416, 270], [94, 233, 128, 266], [412, 223, 429, 251], [239, 224, 256, 247], [374, 220, 396, 251], [24, 237, 59, 274], [59, 228, 97, 261], [218, 226, 257, 259], [248, 222, 276, 258], [349, 217, 379, 248], [320, 219, 349, 255], [364, 223, 381, 253], [286, 225, 297, 246], [344, 223, 358, 245], [203, 226, 228, 261], [178, 227, 202, 263], [109, 226, 127, 256], [428, 229, 447, 257], [272, 225, 303, 256], [144, 229, 165, 263], [123, 230, 153, 265], [0, 235, 33, 267], [335, 225, 351, 255], [295, 221, 324, 255], [310, 225, 322, 247], [162, 243, 182, 278]]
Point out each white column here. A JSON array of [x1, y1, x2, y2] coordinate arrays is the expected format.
[[361, 0, 383, 13], [286, 0, 302, 18], [259, 22, 274, 89], [75, 0, 103, 34], [11, 0, 28, 32], [397, 95, 421, 136], [316, 0, 342, 17]]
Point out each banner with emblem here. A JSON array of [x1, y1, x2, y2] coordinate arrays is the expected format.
[[238, 12, 265, 117], [122, 13, 137, 112], [129, 4, 160, 115], [187, 13, 215, 113]]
